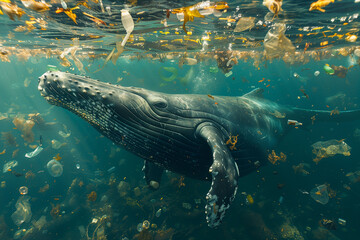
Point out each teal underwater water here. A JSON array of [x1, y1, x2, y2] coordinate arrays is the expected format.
[[0, 56, 360, 240]]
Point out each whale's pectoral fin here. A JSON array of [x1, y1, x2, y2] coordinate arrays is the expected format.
[[142, 161, 164, 190], [197, 124, 239, 228]]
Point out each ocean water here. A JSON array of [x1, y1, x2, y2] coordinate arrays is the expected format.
[[1, 0, 360, 239]]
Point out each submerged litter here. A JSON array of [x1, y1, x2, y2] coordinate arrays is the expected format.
[[25, 145, 43, 158], [310, 184, 329, 205], [234, 17, 255, 32], [47, 159, 63, 177], [3, 160, 18, 173], [13, 229, 27, 240], [58, 130, 71, 138], [11, 196, 32, 226], [19, 186, 28, 195], [312, 139, 351, 163]]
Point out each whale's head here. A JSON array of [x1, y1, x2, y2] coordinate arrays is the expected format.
[[38, 71, 209, 153]]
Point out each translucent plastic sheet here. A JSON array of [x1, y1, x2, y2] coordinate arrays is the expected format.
[[47, 159, 63, 177], [11, 196, 32, 226], [312, 139, 351, 163], [264, 23, 295, 59], [310, 184, 329, 205]]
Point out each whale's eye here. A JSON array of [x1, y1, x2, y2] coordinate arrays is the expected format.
[[148, 96, 167, 109], [154, 101, 167, 108]]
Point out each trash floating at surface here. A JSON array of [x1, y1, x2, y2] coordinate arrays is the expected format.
[[47, 159, 63, 177], [263, 0, 283, 16], [25, 145, 43, 158], [121, 9, 134, 47], [264, 23, 295, 60], [309, 0, 334, 12], [19, 186, 28, 195], [167, 1, 229, 33], [312, 139, 351, 163], [20, 0, 50, 12], [11, 196, 32, 226], [310, 184, 329, 205], [234, 17, 255, 32], [3, 160, 18, 173]]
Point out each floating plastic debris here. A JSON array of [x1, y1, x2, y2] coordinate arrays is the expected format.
[[309, 0, 334, 12], [323, 64, 335, 75], [310, 184, 329, 205], [279, 195, 284, 204], [142, 220, 150, 229], [25, 145, 43, 158], [11, 196, 32, 226], [136, 222, 143, 232], [76, 164, 80, 169], [246, 194, 254, 205], [47, 159, 63, 177], [338, 218, 346, 226], [354, 49, 360, 57], [58, 130, 71, 138], [234, 17, 255, 32], [13, 229, 27, 239], [121, 9, 134, 47], [47, 65, 58, 71], [155, 208, 162, 217], [225, 71, 233, 77], [287, 119, 303, 127], [105, 6, 112, 15], [107, 166, 115, 173], [209, 66, 219, 73], [263, 0, 283, 16], [314, 70, 320, 76], [264, 23, 295, 60], [19, 186, 28, 195], [312, 139, 351, 163], [320, 218, 336, 230], [3, 160, 18, 173], [51, 139, 66, 149], [20, 0, 50, 12]]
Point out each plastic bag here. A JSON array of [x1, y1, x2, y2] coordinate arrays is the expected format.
[[11, 196, 32, 226], [264, 23, 295, 59]]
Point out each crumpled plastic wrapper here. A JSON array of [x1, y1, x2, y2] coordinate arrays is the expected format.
[[264, 23, 295, 60], [312, 139, 351, 163]]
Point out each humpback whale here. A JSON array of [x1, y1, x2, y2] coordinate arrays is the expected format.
[[38, 71, 360, 227]]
